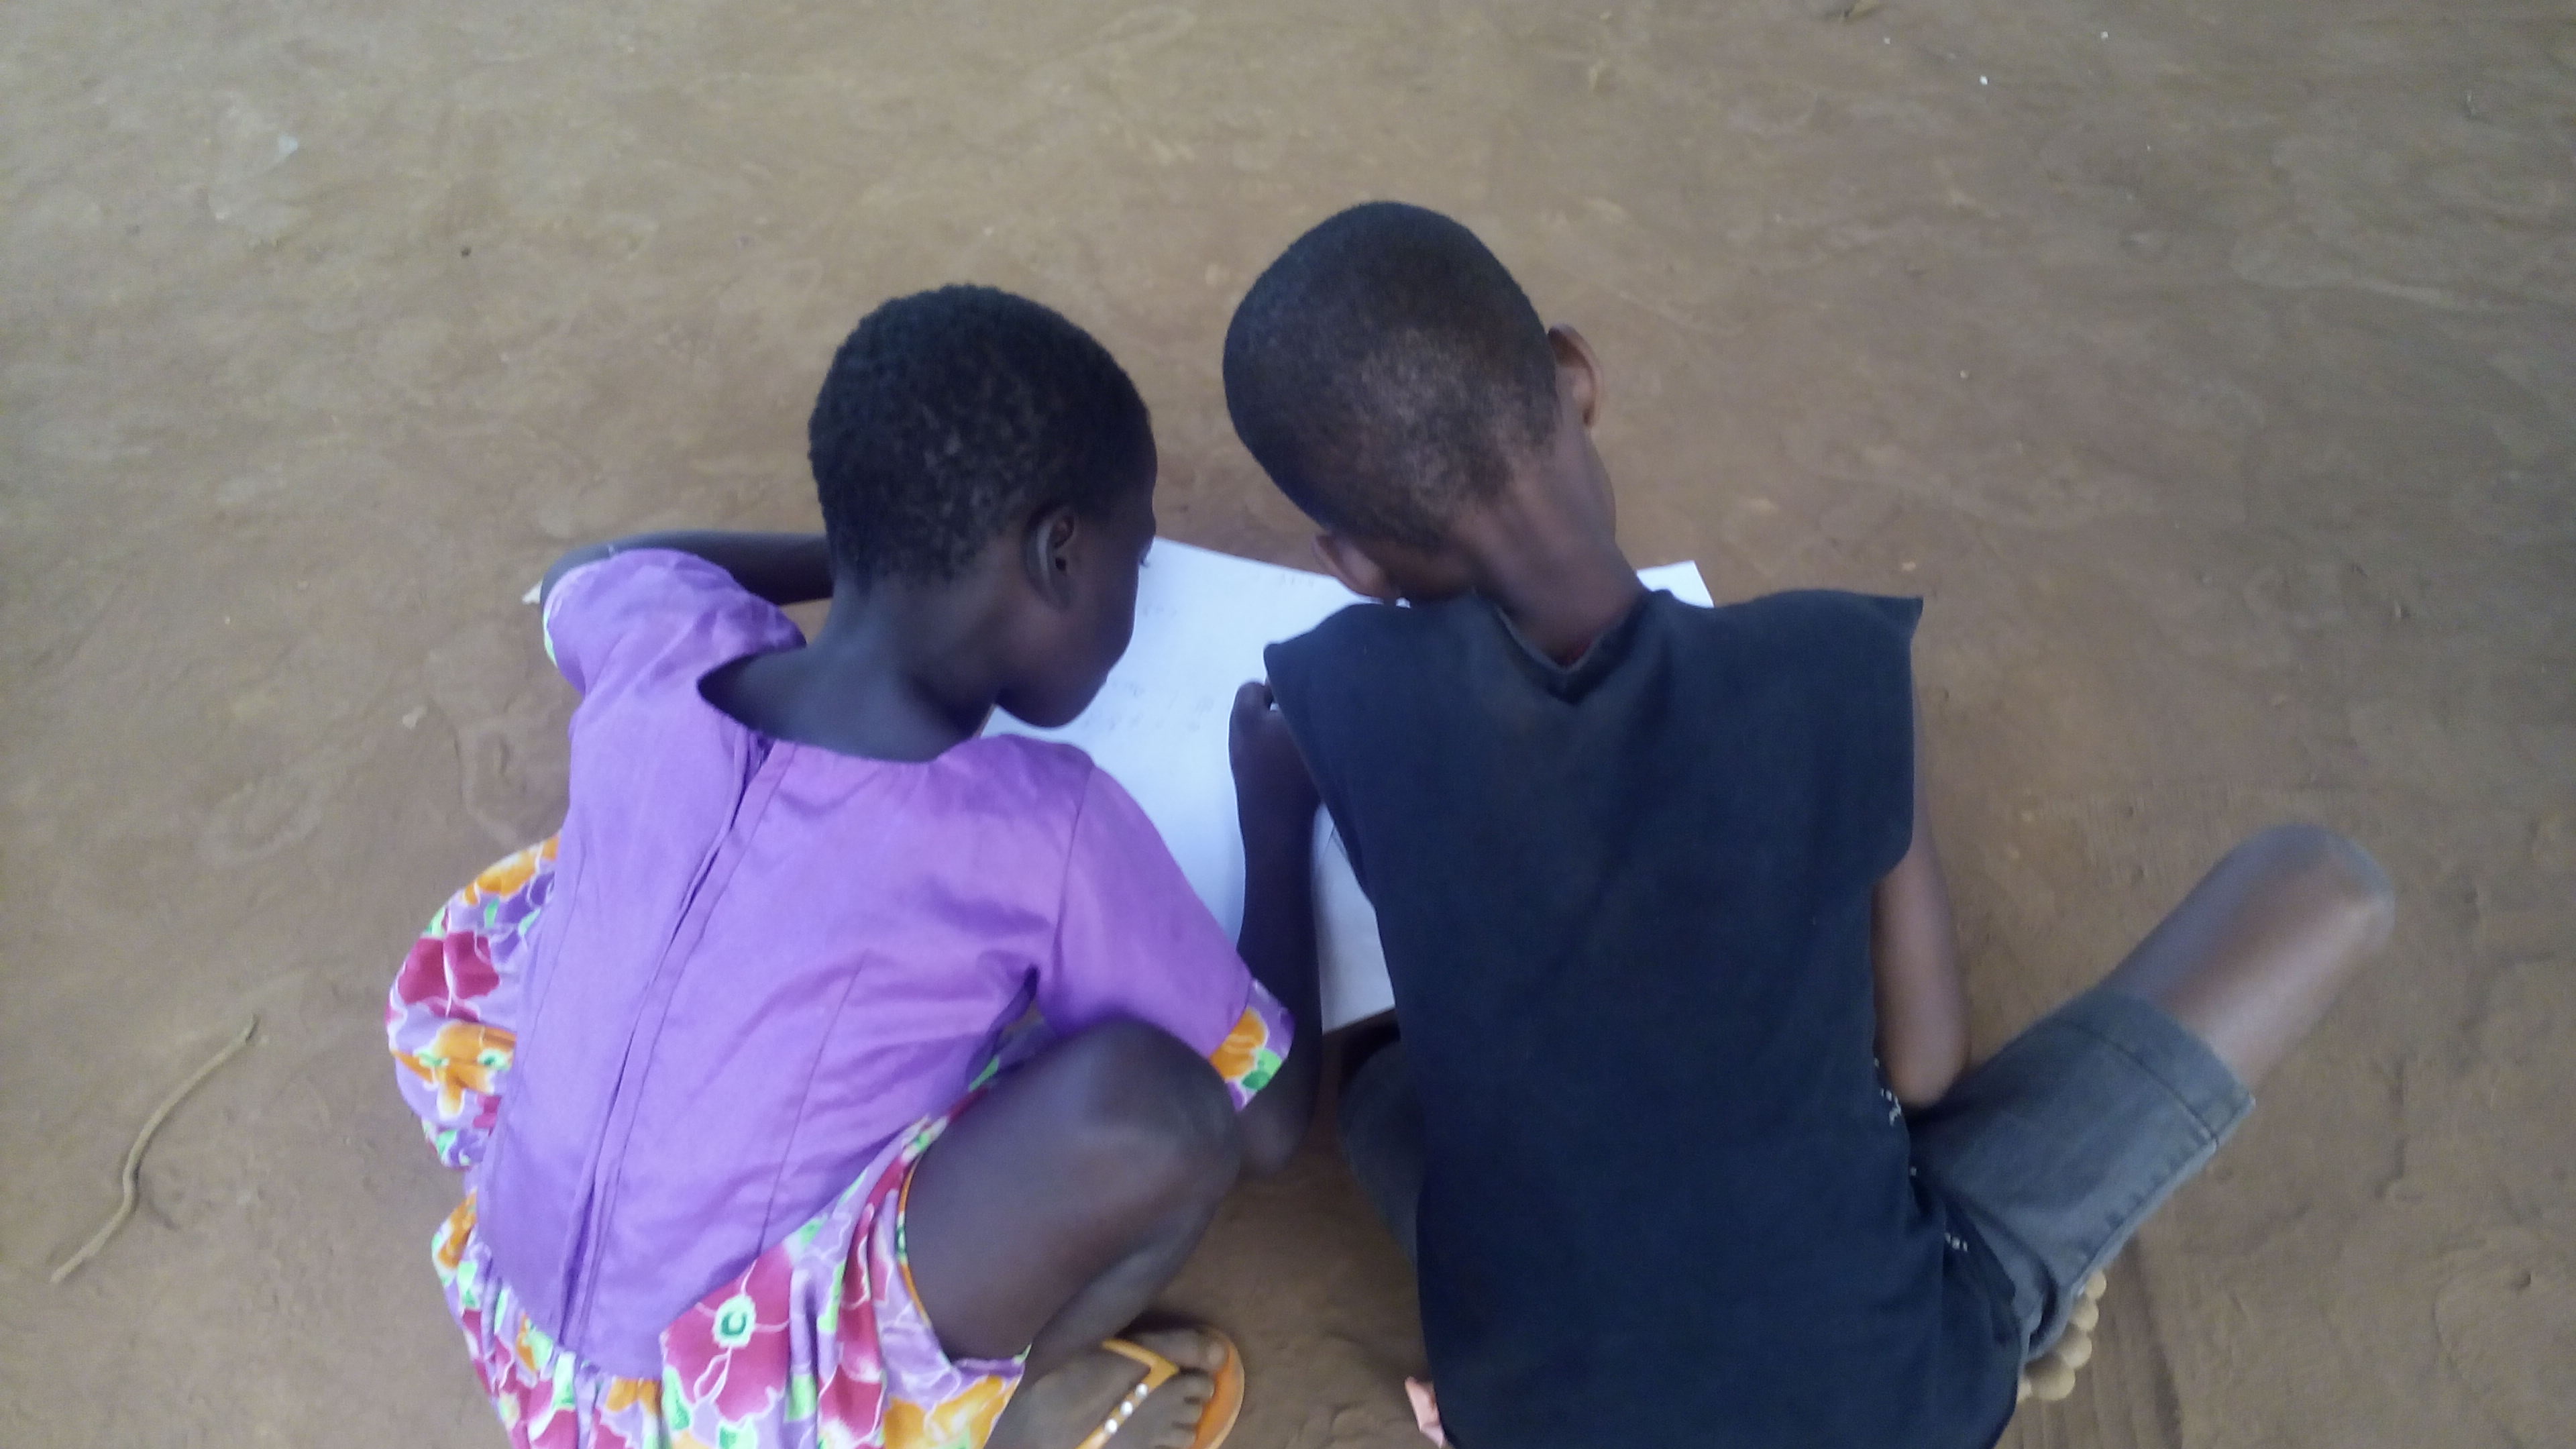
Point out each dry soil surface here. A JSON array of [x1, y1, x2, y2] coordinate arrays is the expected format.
[[4, 1, 2572, 1446]]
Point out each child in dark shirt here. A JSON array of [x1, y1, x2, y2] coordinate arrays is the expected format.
[[1221, 203, 2396, 1449]]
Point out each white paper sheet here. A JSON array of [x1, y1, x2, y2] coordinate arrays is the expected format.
[[985, 539, 1713, 1029]]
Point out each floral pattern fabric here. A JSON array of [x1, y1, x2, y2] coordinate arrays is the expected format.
[[391, 841, 1286, 1449], [431, 1112, 1013, 1449], [390, 839, 553, 1164], [1210, 1000, 1287, 1108]]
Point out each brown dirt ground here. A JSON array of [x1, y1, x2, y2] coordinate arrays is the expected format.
[[5, 1, 2571, 1445]]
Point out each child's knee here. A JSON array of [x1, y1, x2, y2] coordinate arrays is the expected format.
[[2238, 822, 2397, 944], [1050, 1020, 1241, 1200]]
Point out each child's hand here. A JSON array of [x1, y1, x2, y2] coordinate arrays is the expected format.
[[1230, 681, 1320, 835]]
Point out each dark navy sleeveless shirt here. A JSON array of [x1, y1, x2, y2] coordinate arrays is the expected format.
[[1267, 588, 2019, 1449]]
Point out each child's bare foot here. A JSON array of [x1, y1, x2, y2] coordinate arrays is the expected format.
[[987, 1327, 1228, 1449]]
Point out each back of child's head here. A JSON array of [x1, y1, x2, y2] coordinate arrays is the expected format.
[[810, 285, 1151, 584], [1222, 203, 1560, 547]]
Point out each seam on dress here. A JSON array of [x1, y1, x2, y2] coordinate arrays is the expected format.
[[567, 732, 786, 1354], [752, 921, 876, 1250]]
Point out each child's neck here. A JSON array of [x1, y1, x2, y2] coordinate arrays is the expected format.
[[1452, 467, 1644, 666], [704, 574, 1004, 763]]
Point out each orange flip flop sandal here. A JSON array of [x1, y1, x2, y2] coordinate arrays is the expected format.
[[1071, 1331, 1246, 1449]]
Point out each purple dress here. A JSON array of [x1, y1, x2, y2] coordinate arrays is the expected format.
[[388, 551, 1290, 1449]]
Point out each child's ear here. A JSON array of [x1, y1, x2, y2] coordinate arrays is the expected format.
[[1024, 504, 1082, 608], [1312, 533, 1401, 602], [1548, 325, 1604, 429]]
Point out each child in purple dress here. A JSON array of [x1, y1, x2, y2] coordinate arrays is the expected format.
[[389, 286, 1322, 1449]]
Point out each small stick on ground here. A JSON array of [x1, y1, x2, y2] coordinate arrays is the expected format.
[[50, 1016, 260, 1285]]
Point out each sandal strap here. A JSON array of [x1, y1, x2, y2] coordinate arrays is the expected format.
[[1070, 1340, 1181, 1449]]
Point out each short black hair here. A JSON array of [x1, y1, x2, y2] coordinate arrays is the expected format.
[[1222, 203, 1560, 546], [809, 285, 1151, 582]]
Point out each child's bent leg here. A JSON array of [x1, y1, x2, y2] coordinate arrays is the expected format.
[[1911, 823, 2394, 1358], [2098, 822, 2395, 1088], [902, 1020, 1243, 1449], [1336, 1026, 1425, 1267], [905, 1019, 1241, 1375]]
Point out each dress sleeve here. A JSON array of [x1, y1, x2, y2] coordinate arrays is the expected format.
[[540, 549, 805, 697], [1038, 766, 1294, 1110]]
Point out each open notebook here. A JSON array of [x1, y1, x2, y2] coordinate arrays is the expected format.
[[986, 540, 1714, 1029]]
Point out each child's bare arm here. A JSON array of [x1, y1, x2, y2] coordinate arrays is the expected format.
[[1872, 698, 1969, 1108], [539, 531, 835, 607], [1228, 682, 1324, 1176]]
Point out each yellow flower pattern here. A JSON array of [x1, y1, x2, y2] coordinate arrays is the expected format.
[[884, 1375, 1014, 1449], [1208, 998, 1290, 1106], [397, 1020, 518, 1119]]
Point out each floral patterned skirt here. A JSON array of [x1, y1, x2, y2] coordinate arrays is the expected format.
[[392, 843, 1022, 1449], [432, 1112, 1018, 1449]]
